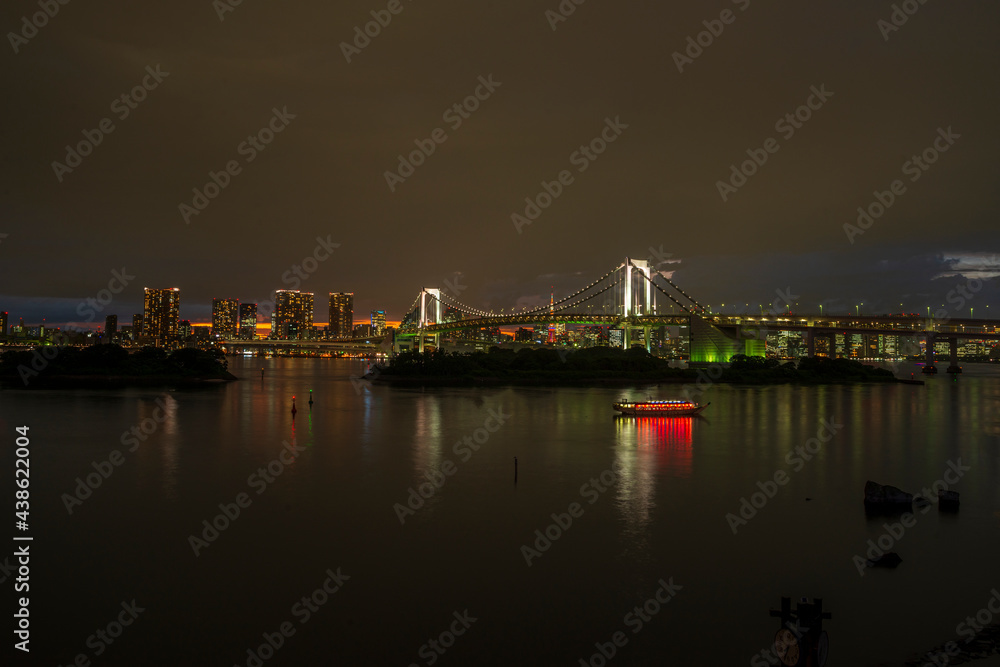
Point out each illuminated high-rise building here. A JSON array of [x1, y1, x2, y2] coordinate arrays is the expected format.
[[239, 303, 258, 339], [178, 320, 192, 339], [143, 288, 180, 345], [0, 311, 7, 339], [132, 314, 142, 341], [329, 293, 353, 338], [105, 315, 117, 343], [272, 290, 314, 339], [212, 298, 240, 338], [371, 310, 386, 335]]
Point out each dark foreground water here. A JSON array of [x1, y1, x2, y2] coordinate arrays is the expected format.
[[1, 357, 998, 666]]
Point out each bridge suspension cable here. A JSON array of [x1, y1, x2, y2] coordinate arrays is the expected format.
[[434, 290, 496, 318], [628, 259, 706, 315], [546, 280, 617, 314], [627, 259, 700, 315], [521, 265, 621, 316]]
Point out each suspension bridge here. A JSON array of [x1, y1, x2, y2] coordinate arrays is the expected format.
[[394, 257, 1000, 369]]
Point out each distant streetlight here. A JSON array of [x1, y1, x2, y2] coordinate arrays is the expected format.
[[819, 304, 823, 315]]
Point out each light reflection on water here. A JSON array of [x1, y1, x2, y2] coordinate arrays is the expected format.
[[2, 356, 998, 666]]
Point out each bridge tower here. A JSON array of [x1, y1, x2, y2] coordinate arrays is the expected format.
[[406, 288, 444, 353], [419, 288, 443, 352], [620, 258, 653, 350]]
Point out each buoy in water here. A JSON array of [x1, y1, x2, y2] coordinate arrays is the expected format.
[[291, 396, 297, 416], [308, 389, 313, 405]]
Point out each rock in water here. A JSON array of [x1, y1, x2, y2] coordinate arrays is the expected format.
[[867, 552, 903, 569], [939, 489, 960, 511], [864, 480, 913, 506]]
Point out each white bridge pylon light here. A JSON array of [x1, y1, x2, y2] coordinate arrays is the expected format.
[[419, 288, 442, 328], [405, 257, 675, 333], [621, 257, 651, 317]]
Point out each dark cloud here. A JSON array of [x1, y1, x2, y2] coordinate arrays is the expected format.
[[2, 0, 998, 326]]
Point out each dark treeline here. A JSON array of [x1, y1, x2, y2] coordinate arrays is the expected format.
[[0, 345, 232, 384], [377, 348, 897, 384]]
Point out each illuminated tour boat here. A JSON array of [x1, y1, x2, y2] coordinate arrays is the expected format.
[[612, 399, 709, 416]]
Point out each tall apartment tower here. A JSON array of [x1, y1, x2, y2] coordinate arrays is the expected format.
[[142, 288, 180, 345], [132, 313, 143, 341], [371, 310, 386, 335], [212, 298, 240, 338], [329, 292, 354, 338], [105, 314, 118, 343], [272, 290, 314, 339], [239, 303, 258, 339]]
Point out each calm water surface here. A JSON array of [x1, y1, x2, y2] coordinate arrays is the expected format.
[[2, 357, 999, 666]]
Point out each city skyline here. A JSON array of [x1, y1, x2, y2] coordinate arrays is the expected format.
[[2, 259, 996, 333], [2, 4, 998, 330]]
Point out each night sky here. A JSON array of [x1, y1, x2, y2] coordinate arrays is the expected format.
[[2, 0, 998, 327]]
